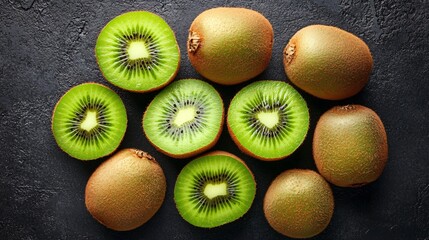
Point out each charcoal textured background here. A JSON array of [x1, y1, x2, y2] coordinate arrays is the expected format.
[[1, 0, 428, 239]]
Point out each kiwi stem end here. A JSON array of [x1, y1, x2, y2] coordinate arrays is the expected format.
[[284, 43, 296, 64], [188, 31, 201, 53], [133, 149, 155, 161]]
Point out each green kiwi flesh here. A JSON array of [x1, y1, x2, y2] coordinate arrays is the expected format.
[[313, 105, 388, 187], [264, 169, 334, 238], [174, 151, 256, 228], [227, 80, 309, 160], [143, 79, 224, 158], [85, 149, 166, 231], [51, 83, 127, 160], [95, 11, 180, 92]]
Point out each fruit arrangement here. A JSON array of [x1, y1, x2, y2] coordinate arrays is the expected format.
[[51, 7, 388, 239]]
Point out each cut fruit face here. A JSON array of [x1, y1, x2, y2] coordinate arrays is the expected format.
[[142, 79, 224, 158], [174, 151, 256, 228], [227, 80, 309, 160], [95, 11, 180, 92], [52, 83, 127, 160]]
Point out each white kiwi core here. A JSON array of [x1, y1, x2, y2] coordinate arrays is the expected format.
[[127, 41, 150, 60], [257, 111, 279, 129], [80, 110, 98, 132], [173, 107, 196, 127], [204, 182, 228, 200]]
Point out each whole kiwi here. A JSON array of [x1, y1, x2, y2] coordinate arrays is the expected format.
[[187, 7, 273, 85], [313, 105, 388, 187], [85, 149, 166, 231], [284, 25, 373, 100], [264, 169, 334, 238]]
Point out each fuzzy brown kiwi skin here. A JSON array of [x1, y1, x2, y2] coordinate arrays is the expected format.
[[263, 169, 334, 238], [51, 82, 128, 160], [142, 88, 224, 159], [313, 105, 388, 187], [85, 148, 166, 231], [284, 24, 373, 100], [187, 7, 273, 85], [226, 90, 310, 161], [94, 11, 181, 93]]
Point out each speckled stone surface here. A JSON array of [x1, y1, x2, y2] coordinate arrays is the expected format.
[[0, 1, 428, 239]]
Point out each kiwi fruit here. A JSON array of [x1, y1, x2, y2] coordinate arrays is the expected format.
[[85, 148, 166, 231], [95, 11, 180, 92], [187, 7, 273, 85], [283, 24, 373, 100], [264, 169, 334, 238], [313, 104, 388, 187], [51, 83, 127, 160], [143, 79, 224, 158], [227, 80, 309, 161], [174, 151, 256, 228]]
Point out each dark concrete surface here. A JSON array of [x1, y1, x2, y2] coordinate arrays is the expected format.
[[1, 0, 428, 239]]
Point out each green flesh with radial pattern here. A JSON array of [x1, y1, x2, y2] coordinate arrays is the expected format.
[[227, 80, 309, 160], [52, 83, 127, 160], [95, 11, 180, 92], [174, 153, 256, 228], [143, 79, 223, 157]]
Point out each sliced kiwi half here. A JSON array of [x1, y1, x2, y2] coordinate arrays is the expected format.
[[143, 79, 224, 158], [227, 80, 309, 161], [95, 11, 180, 92], [51, 83, 127, 160], [174, 151, 256, 228]]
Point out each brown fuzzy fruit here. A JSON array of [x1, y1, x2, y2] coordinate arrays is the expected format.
[[188, 7, 273, 85], [313, 105, 388, 187], [284, 25, 373, 100], [264, 169, 334, 238], [85, 149, 166, 231]]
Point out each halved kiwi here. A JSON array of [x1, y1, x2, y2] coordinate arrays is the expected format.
[[95, 11, 180, 92], [174, 151, 256, 228], [227, 80, 309, 161], [143, 79, 224, 158], [51, 83, 127, 160]]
